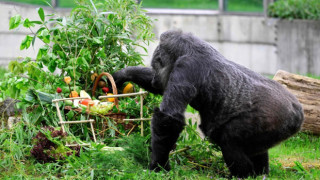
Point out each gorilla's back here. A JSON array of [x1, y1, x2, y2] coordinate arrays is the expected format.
[[194, 45, 304, 145]]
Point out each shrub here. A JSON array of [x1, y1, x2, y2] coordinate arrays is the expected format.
[[0, 0, 158, 143], [268, 0, 320, 20], [4, 0, 154, 98]]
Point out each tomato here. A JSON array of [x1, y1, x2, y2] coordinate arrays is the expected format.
[[102, 87, 109, 93], [56, 87, 62, 93], [80, 99, 94, 106]]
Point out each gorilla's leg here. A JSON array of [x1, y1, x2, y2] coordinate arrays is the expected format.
[[221, 144, 255, 178], [149, 108, 185, 171], [250, 152, 269, 175]]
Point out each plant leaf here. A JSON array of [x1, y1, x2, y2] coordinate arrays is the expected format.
[[37, 7, 45, 22], [9, 14, 21, 30], [20, 35, 33, 50], [23, 18, 35, 28], [92, 37, 102, 44], [48, 60, 57, 73], [66, 110, 75, 120], [30, 21, 42, 24]]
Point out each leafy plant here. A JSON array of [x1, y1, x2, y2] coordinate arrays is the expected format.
[[30, 126, 80, 163], [5, 0, 154, 100], [268, 0, 320, 20], [1, 0, 157, 142]]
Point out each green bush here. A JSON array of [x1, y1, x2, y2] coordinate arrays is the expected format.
[[0, 0, 158, 147], [268, 0, 320, 20], [4, 0, 154, 98]]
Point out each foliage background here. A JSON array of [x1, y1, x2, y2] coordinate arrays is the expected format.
[[268, 0, 320, 20]]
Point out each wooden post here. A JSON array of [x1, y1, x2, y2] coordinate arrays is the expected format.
[[219, 0, 227, 13], [140, 89, 144, 136], [264, 0, 274, 18], [273, 70, 320, 135], [90, 121, 97, 142], [55, 101, 65, 132], [51, 0, 58, 8]]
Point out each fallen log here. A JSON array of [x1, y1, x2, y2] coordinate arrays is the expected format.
[[273, 70, 320, 135]]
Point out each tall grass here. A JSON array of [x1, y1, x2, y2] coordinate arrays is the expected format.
[[1, 122, 319, 179]]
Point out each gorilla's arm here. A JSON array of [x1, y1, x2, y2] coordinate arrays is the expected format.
[[149, 59, 198, 171], [112, 66, 163, 94]]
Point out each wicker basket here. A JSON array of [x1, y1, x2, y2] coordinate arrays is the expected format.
[[64, 72, 126, 122], [92, 72, 126, 122]]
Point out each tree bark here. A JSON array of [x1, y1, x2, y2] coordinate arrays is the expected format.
[[273, 70, 320, 135]]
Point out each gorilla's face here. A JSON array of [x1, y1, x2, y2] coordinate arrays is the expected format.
[[151, 46, 172, 90]]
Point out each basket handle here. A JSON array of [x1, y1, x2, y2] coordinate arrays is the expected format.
[[92, 72, 119, 108]]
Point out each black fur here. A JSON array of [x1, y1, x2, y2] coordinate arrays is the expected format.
[[113, 30, 304, 178]]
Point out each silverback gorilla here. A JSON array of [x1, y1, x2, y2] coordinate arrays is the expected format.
[[113, 30, 304, 178]]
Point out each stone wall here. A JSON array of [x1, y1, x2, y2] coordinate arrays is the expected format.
[[1, 2, 319, 75]]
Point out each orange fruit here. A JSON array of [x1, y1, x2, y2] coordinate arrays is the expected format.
[[123, 83, 134, 94], [106, 93, 115, 102], [69, 91, 79, 97]]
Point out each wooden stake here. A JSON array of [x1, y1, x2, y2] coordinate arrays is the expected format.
[[55, 101, 65, 132], [127, 124, 137, 136], [90, 120, 97, 142], [123, 118, 152, 121], [140, 89, 144, 136]]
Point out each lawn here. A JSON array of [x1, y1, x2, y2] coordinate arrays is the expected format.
[[7, 0, 263, 12], [0, 116, 319, 179]]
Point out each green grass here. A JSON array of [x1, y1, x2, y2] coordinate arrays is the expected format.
[[7, 0, 263, 12], [141, 0, 219, 10], [4, 0, 76, 7], [268, 133, 320, 179], [306, 74, 320, 80], [1, 118, 319, 180], [227, 0, 263, 12]]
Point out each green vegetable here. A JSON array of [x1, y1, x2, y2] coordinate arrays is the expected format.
[[65, 100, 73, 106], [78, 104, 87, 111]]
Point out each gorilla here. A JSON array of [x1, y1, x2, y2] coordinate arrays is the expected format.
[[113, 30, 304, 178]]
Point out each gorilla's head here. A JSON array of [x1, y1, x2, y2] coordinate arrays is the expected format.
[[150, 30, 211, 90]]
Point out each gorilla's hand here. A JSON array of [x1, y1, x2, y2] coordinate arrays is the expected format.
[[112, 66, 163, 94], [112, 69, 127, 89]]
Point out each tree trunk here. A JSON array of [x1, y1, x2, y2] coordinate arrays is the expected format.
[[273, 70, 320, 135]]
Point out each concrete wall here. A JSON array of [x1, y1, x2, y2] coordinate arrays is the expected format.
[[277, 20, 320, 75], [0, 2, 69, 66], [1, 2, 319, 75], [133, 12, 279, 75]]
